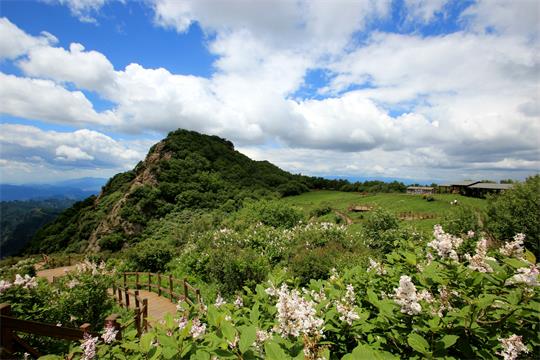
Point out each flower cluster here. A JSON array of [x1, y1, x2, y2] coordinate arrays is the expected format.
[[499, 233, 526, 259], [214, 294, 226, 308], [465, 238, 495, 273], [10, 274, 38, 289], [190, 318, 207, 339], [76, 260, 109, 276], [367, 258, 386, 275], [80, 332, 98, 360], [234, 295, 243, 308], [428, 225, 463, 261], [506, 265, 539, 287], [253, 329, 271, 351], [393, 275, 422, 315], [273, 284, 324, 338], [0, 280, 12, 293], [497, 334, 529, 360], [101, 324, 118, 344], [335, 284, 359, 325]]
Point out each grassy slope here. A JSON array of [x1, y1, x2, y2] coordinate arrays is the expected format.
[[281, 190, 487, 233]]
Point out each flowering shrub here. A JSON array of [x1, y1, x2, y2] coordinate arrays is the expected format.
[[68, 225, 539, 359]]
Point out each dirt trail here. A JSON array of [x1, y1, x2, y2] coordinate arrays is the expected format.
[[334, 210, 353, 225]]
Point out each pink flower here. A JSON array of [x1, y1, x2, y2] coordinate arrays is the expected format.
[[80, 332, 98, 360], [498, 334, 528, 360]]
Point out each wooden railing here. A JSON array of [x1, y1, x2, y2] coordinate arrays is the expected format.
[[0, 303, 121, 359], [398, 211, 436, 220], [117, 272, 201, 305], [111, 286, 148, 336]]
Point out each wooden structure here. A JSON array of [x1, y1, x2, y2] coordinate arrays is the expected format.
[[116, 272, 201, 305], [439, 181, 514, 197], [406, 186, 434, 195], [0, 303, 120, 358], [398, 212, 436, 220], [348, 205, 373, 212]]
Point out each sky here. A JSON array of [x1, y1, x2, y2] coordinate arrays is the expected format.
[[0, 0, 539, 184]]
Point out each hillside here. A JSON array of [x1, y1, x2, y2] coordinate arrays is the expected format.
[[0, 199, 75, 258], [24, 129, 313, 254]]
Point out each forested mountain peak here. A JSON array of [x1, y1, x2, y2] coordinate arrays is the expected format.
[[25, 129, 310, 254]]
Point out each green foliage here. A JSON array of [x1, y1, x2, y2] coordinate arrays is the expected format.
[[277, 181, 309, 197], [98, 233, 125, 252], [364, 209, 400, 252], [487, 175, 540, 258], [236, 200, 304, 229], [75, 227, 539, 360], [127, 240, 174, 273], [309, 203, 332, 218]]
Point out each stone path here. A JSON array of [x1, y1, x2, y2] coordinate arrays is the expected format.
[[37, 265, 178, 321]]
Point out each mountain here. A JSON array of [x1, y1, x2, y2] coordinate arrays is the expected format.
[[0, 198, 76, 258], [24, 129, 315, 254], [0, 177, 107, 201]]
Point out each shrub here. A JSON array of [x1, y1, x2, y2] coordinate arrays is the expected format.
[[237, 200, 304, 229], [310, 203, 332, 218], [364, 209, 400, 251], [487, 175, 540, 258], [98, 233, 125, 251], [127, 240, 174, 272]]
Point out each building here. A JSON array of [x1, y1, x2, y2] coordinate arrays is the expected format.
[[467, 183, 514, 198], [406, 186, 434, 195]]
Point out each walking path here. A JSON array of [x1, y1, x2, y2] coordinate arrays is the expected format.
[[36, 265, 178, 321]]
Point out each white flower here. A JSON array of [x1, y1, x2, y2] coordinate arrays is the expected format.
[[465, 238, 495, 273], [499, 234, 526, 259], [253, 329, 271, 351], [467, 230, 475, 238], [177, 316, 188, 330], [417, 290, 434, 303], [67, 279, 80, 289], [0, 280, 12, 293], [14, 274, 26, 286], [329, 268, 339, 281], [234, 296, 243, 308], [274, 284, 324, 338], [428, 225, 463, 261], [215, 294, 226, 308], [80, 333, 98, 360], [394, 275, 422, 315], [505, 265, 539, 287], [367, 258, 386, 275], [190, 318, 207, 339], [101, 324, 118, 344], [498, 334, 528, 360]]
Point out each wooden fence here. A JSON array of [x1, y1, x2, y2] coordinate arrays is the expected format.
[[398, 211, 436, 220], [117, 272, 201, 305], [111, 287, 148, 336], [0, 303, 121, 359]]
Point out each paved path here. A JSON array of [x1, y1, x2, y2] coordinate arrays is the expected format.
[[36, 265, 78, 282], [37, 265, 178, 321]]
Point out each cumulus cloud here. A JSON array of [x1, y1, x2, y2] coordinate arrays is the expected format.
[[0, 72, 119, 126], [18, 42, 116, 93], [1, 0, 539, 182], [45, 0, 109, 23], [0, 124, 144, 170], [0, 17, 57, 59]]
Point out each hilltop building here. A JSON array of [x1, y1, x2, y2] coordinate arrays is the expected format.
[[438, 181, 514, 197], [406, 186, 434, 195]]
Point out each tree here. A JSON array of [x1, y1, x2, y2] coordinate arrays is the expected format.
[[486, 175, 540, 258]]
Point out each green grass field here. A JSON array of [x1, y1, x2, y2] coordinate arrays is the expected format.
[[281, 190, 487, 234]]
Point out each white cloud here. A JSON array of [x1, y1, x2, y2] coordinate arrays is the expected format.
[[46, 0, 109, 23], [18, 42, 116, 93], [0, 72, 119, 126], [0, 17, 57, 59], [0, 124, 145, 171], [404, 0, 449, 23]]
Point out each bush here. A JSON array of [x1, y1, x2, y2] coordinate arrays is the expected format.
[[277, 181, 309, 197], [98, 233, 125, 251], [289, 243, 348, 285], [310, 203, 332, 218], [127, 240, 174, 272], [237, 200, 304, 229], [486, 175, 540, 258], [364, 209, 400, 251]]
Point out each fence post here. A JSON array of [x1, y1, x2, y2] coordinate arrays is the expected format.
[[104, 314, 122, 340], [157, 273, 162, 296], [136, 273, 140, 289], [123, 273, 127, 288], [125, 288, 130, 308], [195, 289, 201, 304], [183, 277, 188, 301], [134, 307, 141, 337], [169, 275, 173, 301], [148, 273, 151, 292], [117, 288, 123, 307], [0, 303, 14, 354], [80, 323, 91, 333], [142, 299, 148, 332], [134, 290, 140, 309]]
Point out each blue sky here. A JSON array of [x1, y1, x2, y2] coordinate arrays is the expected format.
[[0, 0, 538, 184]]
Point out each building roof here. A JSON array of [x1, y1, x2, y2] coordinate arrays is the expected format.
[[469, 183, 514, 190], [407, 186, 434, 190], [449, 181, 482, 187]]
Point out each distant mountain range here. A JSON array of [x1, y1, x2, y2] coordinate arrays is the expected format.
[[0, 177, 108, 201]]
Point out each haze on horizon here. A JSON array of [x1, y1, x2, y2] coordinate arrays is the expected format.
[[0, 0, 538, 185]]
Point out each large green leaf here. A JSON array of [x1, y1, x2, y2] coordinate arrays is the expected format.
[[265, 341, 289, 360], [408, 333, 430, 355], [441, 335, 459, 349], [239, 325, 257, 353]]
